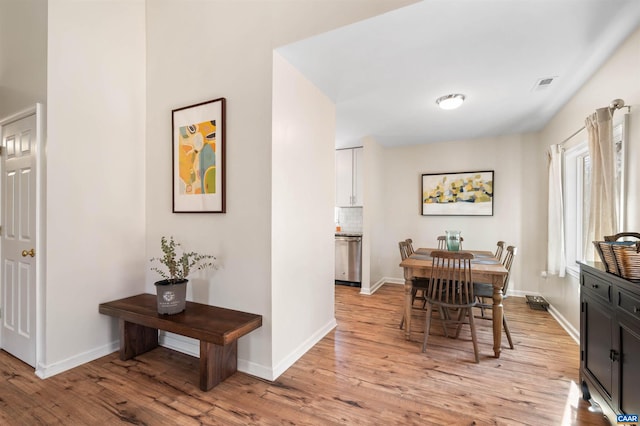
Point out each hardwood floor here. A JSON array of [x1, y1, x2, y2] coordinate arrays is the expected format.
[[0, 284, 609, 425]]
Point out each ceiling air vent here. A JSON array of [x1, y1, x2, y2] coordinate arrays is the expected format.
[[533, 76, 557, 91]]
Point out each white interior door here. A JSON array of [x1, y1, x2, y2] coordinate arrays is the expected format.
[[1, 112, 37, 367]]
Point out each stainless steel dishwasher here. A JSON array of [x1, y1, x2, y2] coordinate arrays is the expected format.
[[335, 234, 362, 286]]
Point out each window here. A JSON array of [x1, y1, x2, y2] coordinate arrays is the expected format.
[[563, 118, 626, 277]]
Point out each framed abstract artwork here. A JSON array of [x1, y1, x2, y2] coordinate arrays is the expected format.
[[172, 98, 226, 213], [421, 170, 494, 216]]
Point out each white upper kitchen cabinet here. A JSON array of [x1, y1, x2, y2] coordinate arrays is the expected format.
[[336, 147, 363, 207]]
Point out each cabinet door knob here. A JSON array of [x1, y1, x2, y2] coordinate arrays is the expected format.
[[591, 284, 598, 289], [634, 306, 639, 314], [609, 349, 620, 362]]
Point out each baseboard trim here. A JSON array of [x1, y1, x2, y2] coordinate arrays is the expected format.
[[160, 318, 338, 382], [509, 290, 579, 343], [509, 289, 531, 298], [35, 341, 119, 379], [34, 286, 578, 384], [35, 316, 337, 383], [378, 285, 580, 343], [159, 331, 276, 380], [360, 277, 388, 296], [383, 277, 404, 285], [270, 318, 337, 381], [547, 303, 579, 344], [361, 277, 403, 295], [159, 331, 199, 357]]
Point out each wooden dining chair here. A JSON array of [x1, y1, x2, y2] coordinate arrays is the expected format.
[[405, 239, 415, 256], [474, 245, 517, 349], [437, 235, 464, 250], [399, 240, 411, 262], [422, 250, 479, 363], [398, 241, 429, 329], [495, 241, 505, 262]]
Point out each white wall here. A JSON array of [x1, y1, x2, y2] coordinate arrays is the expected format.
[[271, 53, 336, 377], [361, 23, 640, 342], [145, 0, 416, 380], [537, 26, 640, 334], [362, 136, 385, 293], [374, 133, 543, 297], [8, 0, 633, 380], [0, 0, 47, 118], [43, 0, 146, 375]]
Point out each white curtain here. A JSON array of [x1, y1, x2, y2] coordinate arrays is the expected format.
[[547, 144, 566, 277], [584, 107, 617, 261]]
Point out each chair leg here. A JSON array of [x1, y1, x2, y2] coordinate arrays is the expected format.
[[475, 296, 483, 317], [477, 297, 488, 318], [454, 307, 465, 338], [422, 304, 433, 352], [467, 308, 480, 363], [503, 314, 514, 349], [439, 307, 449, 338], [417, 289, 427, 309]]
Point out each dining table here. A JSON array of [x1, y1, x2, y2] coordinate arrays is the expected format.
[[399, 247, 508, 358]]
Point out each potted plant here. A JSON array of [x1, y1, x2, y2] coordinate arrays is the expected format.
[[150, 236, 216, 314]]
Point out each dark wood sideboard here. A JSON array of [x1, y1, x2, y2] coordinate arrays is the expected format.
[[579, 261, 640, 422]]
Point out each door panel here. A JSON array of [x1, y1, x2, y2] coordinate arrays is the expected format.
[[1, 113, 37, 367], [335, 149, 353, 207], [618, 314, 640, 415], [583, 295, 613, 398]]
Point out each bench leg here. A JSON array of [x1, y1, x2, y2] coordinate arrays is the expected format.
[[199, 341, 237, 391], [119, 320, 158, 360]]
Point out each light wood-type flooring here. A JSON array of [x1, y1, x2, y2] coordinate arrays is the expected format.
[[0, 284, 610, 425]]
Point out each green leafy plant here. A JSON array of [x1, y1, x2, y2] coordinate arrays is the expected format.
[[150, 236, 216, 283]]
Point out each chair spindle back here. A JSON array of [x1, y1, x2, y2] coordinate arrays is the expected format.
[[428, 250, 475, 307], [495, 241, 505, 261], [405, 239, 415, 256], [399, 241, 411, 261], [501, 245, 517, 294]]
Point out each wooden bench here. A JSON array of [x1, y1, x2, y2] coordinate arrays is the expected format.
[[99, 293, 262, 391]]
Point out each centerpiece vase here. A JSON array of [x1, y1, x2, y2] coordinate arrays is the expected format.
[[445, 230, 461, 251]]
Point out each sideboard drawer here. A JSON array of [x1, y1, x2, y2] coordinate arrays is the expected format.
[[583, 272, 612, 303], [618, 288, 640, 319]]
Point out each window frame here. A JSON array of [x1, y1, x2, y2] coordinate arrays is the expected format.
[[562, 115, 627, 278], [563, 142, 589, 278]]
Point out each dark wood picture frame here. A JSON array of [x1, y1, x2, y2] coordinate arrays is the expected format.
[[172, 97, 226, 213]]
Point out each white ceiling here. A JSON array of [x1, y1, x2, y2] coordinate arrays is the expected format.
[[277, 0, 640, 148]]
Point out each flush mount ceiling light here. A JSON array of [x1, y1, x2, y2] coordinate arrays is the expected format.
[[436, 94, 466, 110]]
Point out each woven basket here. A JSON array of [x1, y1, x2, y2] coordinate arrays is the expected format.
[[593, 232, 640, 280], [593, 241, 622, 275], [611, 243, 640, 280]]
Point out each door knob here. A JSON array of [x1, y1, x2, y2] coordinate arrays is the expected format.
[[21, 249, 35, 257]]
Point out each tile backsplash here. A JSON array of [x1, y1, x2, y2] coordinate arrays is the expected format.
[[335, 207, 363, 232]]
